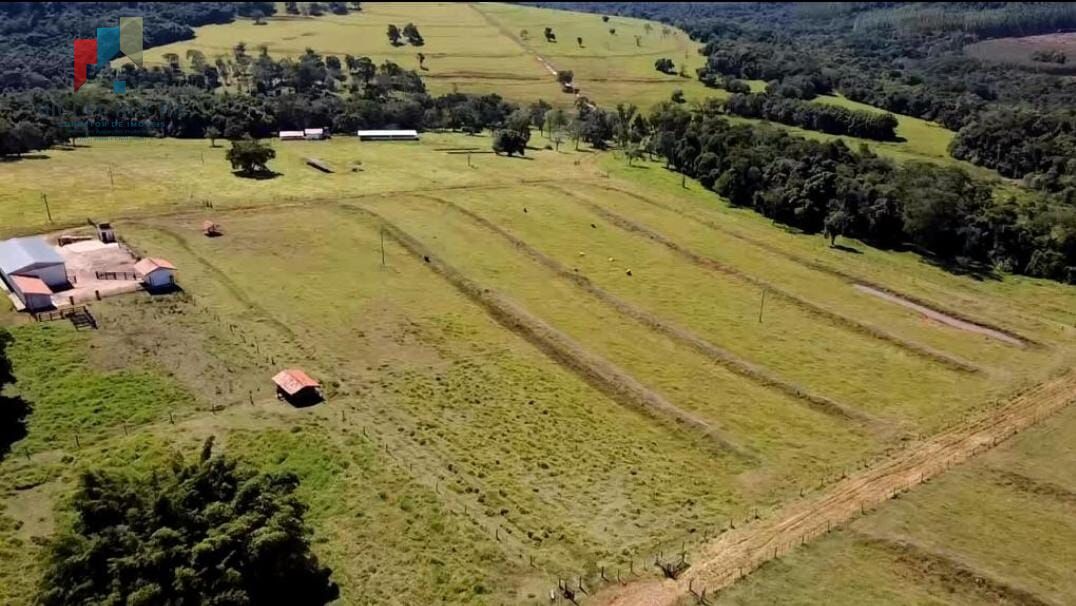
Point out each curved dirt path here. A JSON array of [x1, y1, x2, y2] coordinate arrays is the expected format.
[[592, 369, 1076, 605], [854, 284, 1025, 348]]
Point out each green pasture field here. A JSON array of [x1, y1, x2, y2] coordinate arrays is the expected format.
[[3, 7, 1076, 599], [3, 131, 1075, 602], [712, 403, 1076, 606], [0, 133, 596, 237], [127, 1, 964, 167]]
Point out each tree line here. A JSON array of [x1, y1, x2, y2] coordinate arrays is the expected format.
[[723, 93, 899, 141], [0, 2, 246, 90], [644, 102, 1076, 282], [0, 45, 524, 154], [39, 437, 339, 605], [546, 2, 1076, 190]]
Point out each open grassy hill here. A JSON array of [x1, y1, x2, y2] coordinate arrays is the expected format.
[[3, 4, 1075, 605], [130, 2, 957, 163], [133, 2, 708, 110], [2, 129, 1074, 603]]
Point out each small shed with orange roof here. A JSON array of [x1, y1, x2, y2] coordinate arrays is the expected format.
[[272, 368, 323, 406]]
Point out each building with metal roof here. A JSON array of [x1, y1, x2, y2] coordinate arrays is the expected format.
[[356, 129, 419, 141], [0, 237, 66, 311], [272, 368, 323, 406]]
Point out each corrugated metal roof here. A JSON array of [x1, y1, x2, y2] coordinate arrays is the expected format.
[[356, 129, 419, 137], [272, 369, 320, 395], [10, 275, 51, 295], [0, 237, 64, 276], [134, 257, 176, 275]]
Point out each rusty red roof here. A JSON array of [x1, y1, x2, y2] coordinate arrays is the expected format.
[[10, 275, 51, 295], [272, 369, 320, 395], [134, 258, 176, 275]]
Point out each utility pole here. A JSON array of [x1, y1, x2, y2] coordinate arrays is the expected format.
[[41, 193, 53, 223], [758, 288, 767, 323], [380, 227, 386, 267]]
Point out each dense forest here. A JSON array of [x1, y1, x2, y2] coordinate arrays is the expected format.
[[535, 2, 1076, 197], [723, 93, 899, 140], [0, 45, 519, 152], [0, 2, 261, 90]]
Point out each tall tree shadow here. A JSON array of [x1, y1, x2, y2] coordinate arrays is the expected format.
[[0, 331, 30, 459]]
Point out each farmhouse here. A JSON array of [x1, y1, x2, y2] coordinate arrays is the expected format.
[[304, 128, 328, 140], [134, 257, 176, 290], [357, 129, 420, 141], [272, 368, 323, 405], [279, 130, 305, 140]]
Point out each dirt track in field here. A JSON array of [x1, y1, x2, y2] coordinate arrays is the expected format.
[[854, 284, 1026, 347], [591, 369, 1076, 606]]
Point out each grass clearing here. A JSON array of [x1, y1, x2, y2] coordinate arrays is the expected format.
[[599, 155, 1076, 345], [1, 131, 1072, 602], [116, 206, 786, 587], [1, 6, 1074, 601], [0, 133, 602, 237], [436, 186, 1003, 431], [713, 404, 1076, 605]]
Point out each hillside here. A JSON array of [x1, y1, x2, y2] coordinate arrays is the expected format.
[[1, 3, 1075, 606]]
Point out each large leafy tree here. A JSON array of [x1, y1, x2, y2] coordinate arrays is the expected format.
[[39, 437, 338, 606], [226, 138, 276, 176]]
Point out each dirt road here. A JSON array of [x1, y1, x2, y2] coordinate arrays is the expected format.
[[593, 370, 1076, 605]]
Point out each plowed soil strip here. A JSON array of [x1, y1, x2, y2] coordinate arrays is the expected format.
[[595, 370, 1076, 606], [550, 185, 983, 375], [416, 193, 877, 428], [341, 204, 748, 459], [597, 184, 1040, 349]]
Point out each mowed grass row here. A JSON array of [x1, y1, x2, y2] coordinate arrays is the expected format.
[[0, 134, 598, 237], [122, 208, 773, 576], [601, 158, 1076, 346], [429, 186, 1003, 432], [712, 404, 1076, 605], [360, 196, 880, 487], [561, 182, 1048, 374]]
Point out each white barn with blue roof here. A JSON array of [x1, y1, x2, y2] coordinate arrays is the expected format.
[[0, 237, 67, 310]]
